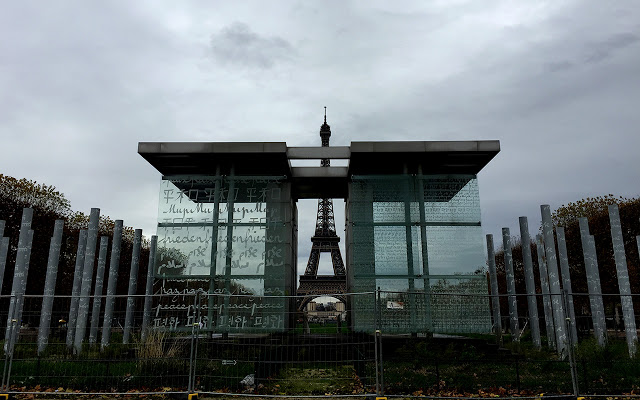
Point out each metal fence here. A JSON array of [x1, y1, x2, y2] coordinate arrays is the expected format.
[[1, 291, 640, 397]]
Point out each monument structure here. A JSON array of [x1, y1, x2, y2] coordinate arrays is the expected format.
[[297, 109, 347, 310], [138, 114, 500, 334]]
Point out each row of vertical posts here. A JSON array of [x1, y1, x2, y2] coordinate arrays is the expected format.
[[487, 204, 639, 359], [0, 208, 159, 361]]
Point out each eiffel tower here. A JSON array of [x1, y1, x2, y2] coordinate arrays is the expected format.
[[297, 109, 346, 309]]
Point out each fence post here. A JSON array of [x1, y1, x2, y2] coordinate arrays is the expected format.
[[373, 289, 380, 395], [377, 289, 384, 395], [563, 289, 580, 397], [514, 354, 520, 393], [188, 290, 200, 394], [37, 219, 65, 354]]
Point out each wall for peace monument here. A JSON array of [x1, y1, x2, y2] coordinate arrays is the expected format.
[[154, 175, 297, 332], [347, 174, 491, 333]]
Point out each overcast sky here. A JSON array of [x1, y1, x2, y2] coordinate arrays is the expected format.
[[1, 1, 639, 276]]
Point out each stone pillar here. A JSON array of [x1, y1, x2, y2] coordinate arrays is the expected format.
[[556, 227, 579, 346], [536, 234, 556, 349], [101, 220, 123, 349], [486, 234, 502, 344], [123, 229, 142, 344], [89, 236, 109, 344], [37, 219, 64, 354], [578, 217, 606, 346], [66, 230, 87, 348], [519, 217, 541, 349], [74, 208, 100, 353], [608, 204, 637, 356], [502, 228, 519, 340], [540, 205, 567, 356]]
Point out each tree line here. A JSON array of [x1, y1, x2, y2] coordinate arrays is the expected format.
[[0, 174, 150, 325], [492, 194, 640, 327]]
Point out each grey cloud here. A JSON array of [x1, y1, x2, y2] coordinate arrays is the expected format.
[[584, 32, 639, 64], [209, 22, 296, 68], [546, 60, 573, 72]]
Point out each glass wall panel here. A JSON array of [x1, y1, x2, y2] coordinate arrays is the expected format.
[[374, 226, 408, 275], [153, 175, 295, 333], [425, 225, 485, 275], [348, 174, 490, 334]]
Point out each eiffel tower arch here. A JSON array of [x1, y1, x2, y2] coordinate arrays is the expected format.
[[297, 109, 347, 311]]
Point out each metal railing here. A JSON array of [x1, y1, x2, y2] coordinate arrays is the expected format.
[[1, 291, 640, 397]]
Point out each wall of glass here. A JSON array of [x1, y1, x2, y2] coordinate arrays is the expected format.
[[154, 175, 296, 332], [347, 175, 491, 334]]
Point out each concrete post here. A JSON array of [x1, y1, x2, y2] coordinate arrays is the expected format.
[[536, 234, 556, 349], [502, 228, 519, 340], [0, 220, 4, 237], [5, 208, 33, 346], [101, 220, 123, 349], [123, 229, 142, 344], [608, 204, 637, 357], [519, 217, 541, 349], [89, 236, 109, 344], [486, 234, 502, 344], [556, 227, 579, 346], [141, 235, 158, 342], [66, 230, 87, 348], [74, 208, 101, 353], [37, 219, 64, 354], [541, 205, 567, 357], [578, 217, 607, 347]]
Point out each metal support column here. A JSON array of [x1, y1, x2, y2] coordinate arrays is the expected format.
[[578, 217, 606, 347], [123, 229, 142, 344], [101, 220, 123, 349], [37, 219, 64, 354], [486, 234, 502, 346], [502, 228, 519, 340], [608, 204, 637, 356], [519, 217, 541, 349]]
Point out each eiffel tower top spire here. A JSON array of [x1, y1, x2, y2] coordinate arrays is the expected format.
[[320, 106, 331, 147], [320, 107, 331, 167]]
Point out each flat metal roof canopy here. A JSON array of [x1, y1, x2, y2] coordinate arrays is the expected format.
[[138, 140, 500, 199]]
